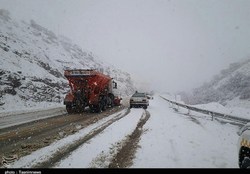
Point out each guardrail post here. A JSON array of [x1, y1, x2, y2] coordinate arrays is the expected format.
[[173, 103, 178, 112], [209, 112, 214, 121]]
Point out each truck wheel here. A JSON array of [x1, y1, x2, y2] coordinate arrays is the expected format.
[[110, 100, 114, 108], [102, 103, 107, 111], [66, 105, 73, 114], [95, 103, 102, 113], [108, 93, 115, 107], [79, 103, 85, 113], [89, 105, 95, 113], [101, 99, 107, 111]]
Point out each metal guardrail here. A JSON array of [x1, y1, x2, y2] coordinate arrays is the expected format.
[[160, 96, 250, 124]]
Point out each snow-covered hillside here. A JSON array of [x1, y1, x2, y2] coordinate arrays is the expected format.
[[0, 9, 135, 112], [179, 58, 250, 109]]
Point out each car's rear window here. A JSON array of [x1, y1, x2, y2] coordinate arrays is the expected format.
[[132, 93, 146, 97]]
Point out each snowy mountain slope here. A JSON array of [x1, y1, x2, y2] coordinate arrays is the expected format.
[[0, 9, 135, 112], [179, 58, 250, 109]]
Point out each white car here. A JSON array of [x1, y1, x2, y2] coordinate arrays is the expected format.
[[237, 122, 250, 168], [130, 92, 149, 109]]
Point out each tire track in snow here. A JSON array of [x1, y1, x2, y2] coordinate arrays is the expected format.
[[108, 109, 150, 168], [7, 108, 129, 168], [53, 108, 149, 168], [33, 108, 130, 168], [88, 109, 150, 168]]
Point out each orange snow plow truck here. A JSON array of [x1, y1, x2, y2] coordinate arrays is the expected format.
[[63, 69, 122, 113]]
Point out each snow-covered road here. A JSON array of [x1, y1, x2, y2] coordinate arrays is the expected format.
[[0, 106, 67, 129], [54, 109, 145, 168], [6, 95, 241, 168], [132, 95, 239, 168]]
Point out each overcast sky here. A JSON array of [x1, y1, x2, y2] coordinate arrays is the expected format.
[[1, 0, 250, 93]]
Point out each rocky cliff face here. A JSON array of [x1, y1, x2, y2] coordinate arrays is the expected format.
[[179, 58, 250, 109]]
